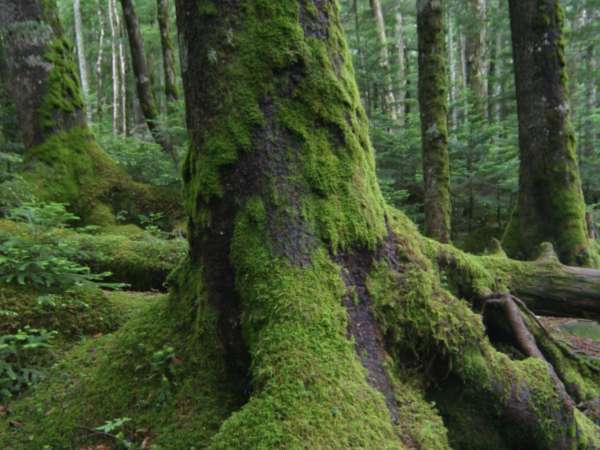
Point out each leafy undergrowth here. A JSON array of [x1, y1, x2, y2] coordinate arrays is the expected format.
[[0, 295, 239, 450], [0, 217, 187, 292]]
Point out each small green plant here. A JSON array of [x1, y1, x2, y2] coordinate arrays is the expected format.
[[7, 202, 78, 231], [138, 212, 169, 239], [0, 326, 56, 400], [0, 202, 122, 289], [150, 345, 176, 403], [95, 417, 134, 449]]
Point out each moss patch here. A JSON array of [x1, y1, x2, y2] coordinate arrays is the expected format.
[[0, 294, 238, 449], [0, 285, 117, 339]]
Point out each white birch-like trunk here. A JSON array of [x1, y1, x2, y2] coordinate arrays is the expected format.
[[394, 7, 405, 126], [74, 0, 91, 123], [447, 11, 458, 129], [369, 0, 397, 121], [95, 0, 106, 116], [108, 0, 120, 134], [115, 1, 127, 135]]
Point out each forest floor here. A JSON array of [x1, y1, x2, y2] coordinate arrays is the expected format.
[[541, 317, 600, 358]]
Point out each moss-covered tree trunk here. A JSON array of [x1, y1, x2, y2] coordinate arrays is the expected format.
[[157, 0, 178, 107], [417, 0, 451, 243], [465, 0, 486, 114], [0, 0, 180, 224], [170, 1, 598, 447], [503, 0, 592, 266]]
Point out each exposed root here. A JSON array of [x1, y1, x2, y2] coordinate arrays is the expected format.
[[482, 293, 546, 359]]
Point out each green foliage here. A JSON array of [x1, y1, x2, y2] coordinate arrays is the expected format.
[[0, 326, 56, 401], [94, 417, 134, 449], [0, 202, 117, 290], [93, 124, 181, 187]]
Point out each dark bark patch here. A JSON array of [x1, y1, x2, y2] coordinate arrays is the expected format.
[[335, 246, 400, 424]]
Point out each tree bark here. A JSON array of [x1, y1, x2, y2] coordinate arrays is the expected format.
[[156, 0, 178, 108], [73, 0, 91, 123], [369, 0, 397, 120], [394, 7, 406, 125], [447, 9, 458, 129], [115, 0, 127, 134], [95, 0, 106, 116], [464, 0, 486, 116], [503, 0, 592, 266], [119, 0, 176, 162], [417, 0, 451, 243], [107, 0, 121, 134]]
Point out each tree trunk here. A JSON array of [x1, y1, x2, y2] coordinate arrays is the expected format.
[[157, 0, 178, 107], [503, 0, 592, 267], [0, 0, 181, 223], [107, 0, 121, 134], [369, 0, 397, 120], [394, 7, 406, 125], [447, 9, 458, 129], [168, 1, 597, 447], [116, 0, 127, 134], [73, 0, 91, 123], [95, 0, 106, 116], [465, 0, 486, 116], [417, 0, 451, 243], [119, 0, 176, 162]]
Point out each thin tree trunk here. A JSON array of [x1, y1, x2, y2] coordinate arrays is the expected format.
[[465, 0, 487, 117], [503, 0, 592, 266], [108, 0, 120, 134], [447, 10, 458, 129], [157, 0, 178, 108], [417, 0, 451, 243], [119, 0, 176, 161], [369, 0, 397, 120], [95, 0, 106, 116], [394, 7, 406, 125], [115, 1, 127, 134], [459, 32, 468, 124], [73, 0, 91, 123]]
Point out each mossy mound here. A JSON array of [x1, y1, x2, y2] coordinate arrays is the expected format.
[[0, 285, 117, 339], [0, 296, 239, 449], [21, 127, 183, 228], [0, 219, 187, 291], [68, 232, 187, 291]]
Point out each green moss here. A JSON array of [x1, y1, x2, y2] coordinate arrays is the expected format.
[[207, 199, 404, 448], [0, 295, 238, 449], [503, 0, 593, 268], [0, 285, 118, 339], [366, 211, 592, 448], [0, 219, 187, 291], [66, 232, 187, 291], [389, 369, 450, 449], [87, 203, 117, 227], [39, 37, 84, 133], [417, 0, 451, 243], [23, 127, 123, 220], [575, 409, 600, 448], [186, 0, 387, 250]]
